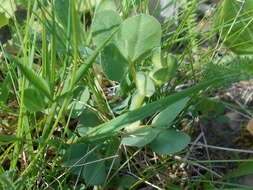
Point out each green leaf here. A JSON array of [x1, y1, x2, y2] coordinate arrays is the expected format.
[[121, 127, 160, 147], [95, 0, 117, 13], [151, 129, 190, 154], [55, 0, 70, 27], [69, 87, 90, 118], [63, 144, 106, 185], [136, 72, 155, 97], [115, 14, 161, 62], [152, 98, 189, 128], [16, 62, 52, 101], [82, 154, 106, 186], [217, 0, 253, 54], [101, 43, 128, 81], [151, 54, 178, 85], [0, 12, 8, 29], [74, 23, 120, 86], [92, 10, 122, 47], [23, 88, 47, 112], [0, 0, 16, 18], [85, 77, 222, 139], [77, 109, 101, 136]]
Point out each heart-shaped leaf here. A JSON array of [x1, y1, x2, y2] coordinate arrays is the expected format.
[[115, 14, 161, 62], [151, 129, 190, 154], [101, 43, 128, 81], [92, 10, 122, 47]]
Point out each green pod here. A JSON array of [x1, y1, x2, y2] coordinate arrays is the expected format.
[[217, 0, 253, 54]]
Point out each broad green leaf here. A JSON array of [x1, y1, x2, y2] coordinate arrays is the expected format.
[[152, 98, 189, 128], [217, 0, 253, 54], [0, 0, 16, 18], [79, 47, 101, 63], [23, 88, 47, 112], [151, 129, 190, 154], [85, 77, 222, 139], [0, 12, 8, 29], [121, 127, 160, 147], [83, 154, 106, 186], [92, 10, 122, 47], [95, 0, 117, 12], [136, 72, 155, 97], [55, 0, 70, 27], [115, 14, 161, 62], [74, 24, 120, 86], [16, 62, 52, 100], [77, 109, 101, 136], [63, 144, 106, 185], [101, 43, 128, 81]]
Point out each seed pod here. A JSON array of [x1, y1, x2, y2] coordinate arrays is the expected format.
[[216, 0, 253, 54]]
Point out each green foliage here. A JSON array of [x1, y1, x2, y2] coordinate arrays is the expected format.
[[16, 62, 52, 101], [217, 0, 253, 54], [23, 88, 47, 112], [92, 10, 122, 47], [152, 98, 189, 128], [0, 0, 16, 29], [151, 129, 190, 154], [115, 14, 161, 63], [0, 0, 16, 18], [203, 56, 253, 84], [2, 0, 253, 189], [122, 127, 160, 147], [63, 143, 106, 186], [54, 0, 70, 28]]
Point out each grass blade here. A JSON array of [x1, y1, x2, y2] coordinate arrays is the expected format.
[[16, 62, 52, 100], [86, 77, 223, 138]]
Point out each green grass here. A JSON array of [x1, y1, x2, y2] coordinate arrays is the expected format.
[[1, 0, 253, 189]]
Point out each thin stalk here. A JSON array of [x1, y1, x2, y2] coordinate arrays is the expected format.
[[10, 0, 32, 169]]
